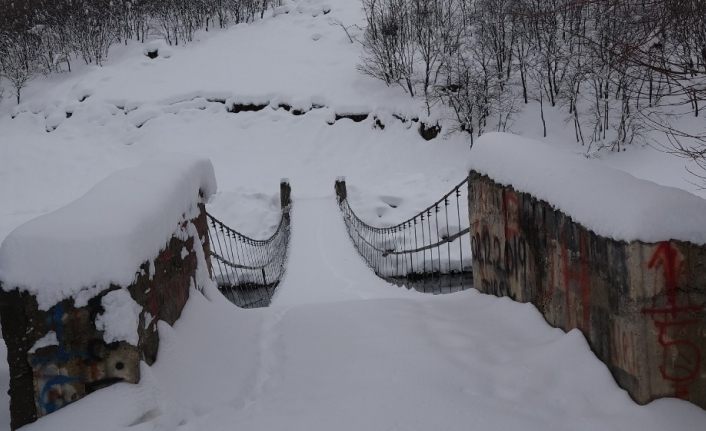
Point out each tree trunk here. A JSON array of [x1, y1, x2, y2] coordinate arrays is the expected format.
[[540, 91, 547, 138]]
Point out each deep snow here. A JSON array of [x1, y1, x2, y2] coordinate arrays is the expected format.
[[1, 0, 706, 429], [468, 133, 706, 244], [19, 286, 706, 431], [272, 196, 419, 306], [0, 155, 216, 309]]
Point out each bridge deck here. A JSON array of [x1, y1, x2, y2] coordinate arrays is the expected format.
[[272, 196, 420, 306]]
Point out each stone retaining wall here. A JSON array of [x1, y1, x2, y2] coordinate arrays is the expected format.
[[0, 204, 210, 430], [469, 171, 706, 409]]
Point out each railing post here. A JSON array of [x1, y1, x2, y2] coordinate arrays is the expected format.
[[334, 176, 472, 294], [198, 193, 213, 278], [207, 181, 292, 310], [280, 179, 291, 210], [335, 177, 347, 203]]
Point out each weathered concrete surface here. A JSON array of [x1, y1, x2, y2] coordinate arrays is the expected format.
[[0, 204, 210, 430], [469, 171, 706, 409]]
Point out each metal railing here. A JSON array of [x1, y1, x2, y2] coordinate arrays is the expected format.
[[335, 177, 473, 294], [207, 181, 291, 308]]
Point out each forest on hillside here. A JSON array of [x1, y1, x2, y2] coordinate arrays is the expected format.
[[1, 0, 706, 177], [0, 0, 281, 103], [359, 0, 706, 169]]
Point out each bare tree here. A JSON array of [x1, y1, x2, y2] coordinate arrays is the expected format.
[[359, 0, 417, 95], [0, 31, 42, 104]]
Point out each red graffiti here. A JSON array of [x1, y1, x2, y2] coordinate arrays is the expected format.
[[502, 190, 520, 239], [648, 242, 684, 312], [560, 232, 591, 331], [642, 242, 704, 399]]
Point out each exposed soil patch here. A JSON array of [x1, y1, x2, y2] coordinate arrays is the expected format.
[[228, 102, 269, 113], [21, 94, 443, 141], [335, 113, 369, 123], [419, 122, 442, 141]]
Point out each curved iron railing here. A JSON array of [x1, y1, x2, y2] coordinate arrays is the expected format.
[[335, 177, 472, 294], [207, 181, 291, 308]]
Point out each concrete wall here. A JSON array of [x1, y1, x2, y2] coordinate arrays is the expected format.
[[469, 171, 706, 409], [0, 204, 210, 430]]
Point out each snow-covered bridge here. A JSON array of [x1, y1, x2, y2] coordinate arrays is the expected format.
[[1, 0, 706, 429], [1, 137, 706, 430]]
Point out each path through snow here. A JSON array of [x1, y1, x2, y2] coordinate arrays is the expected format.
[[272, 196, 416, 306]]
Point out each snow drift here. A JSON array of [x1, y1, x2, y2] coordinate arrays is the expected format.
[[0, 154, 217, 309], [468, 133, 706, 244]]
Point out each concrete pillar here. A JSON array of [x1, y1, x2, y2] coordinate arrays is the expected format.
[[469, 170, 706, 409], [0, 204, 210, 429]]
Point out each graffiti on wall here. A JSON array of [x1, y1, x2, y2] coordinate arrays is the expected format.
[[470, 172, 706, 408], [29, 302, 140, 416], [471, 227, 528, 278], [642, 242, 704, 399], [560, 232, 591, 331], [472, 189, 529, 299]]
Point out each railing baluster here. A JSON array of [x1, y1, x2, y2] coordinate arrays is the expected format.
[[444, 197, 452, 276], [435, 204, 442, 293], [335, 178, 472, 294], [456, 187, 464, 274], [413, 217, 420, 277], [206, 181, 291, 308], [426, 209, 433, 273]]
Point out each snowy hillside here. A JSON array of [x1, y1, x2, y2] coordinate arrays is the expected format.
[[1, 0, 706, 429]]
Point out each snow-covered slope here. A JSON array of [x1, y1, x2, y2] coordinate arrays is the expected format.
[[1, 0, 706, 429]]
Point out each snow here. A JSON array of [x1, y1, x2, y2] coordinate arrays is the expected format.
[[1, 0, 706, 429], [0, 155, 216, 310], [5, 1, 413, 123], [271, 197, 418, 306], [468, 132, 706, 244], [19, 289, 706, 431], [28, 331, 58, 354], [95, 289, 142, 346], [181, 221, 213, 297]]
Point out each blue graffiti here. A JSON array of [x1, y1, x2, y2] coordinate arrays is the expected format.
[[30, 303, 91, 366], [31, 302, 109, 414], [39, 374, 79, 414], [51, 303, 70, 362]]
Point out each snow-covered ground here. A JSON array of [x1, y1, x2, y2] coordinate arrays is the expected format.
[[20, 286, 706, 431], [2, 0, 706, 429]]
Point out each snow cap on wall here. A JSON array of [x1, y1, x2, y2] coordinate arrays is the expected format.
[[0, 154, 217, 309], [468, 132, 706, 245]]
